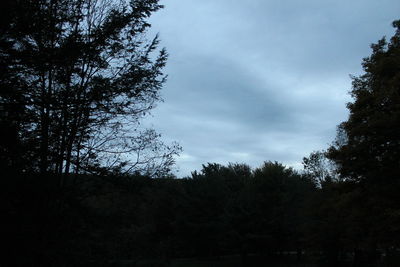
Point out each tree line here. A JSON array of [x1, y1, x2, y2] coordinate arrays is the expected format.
[[4, 160, 399, 266], [1, 0, 399, 266]]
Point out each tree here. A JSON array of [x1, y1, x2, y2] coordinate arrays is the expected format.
[[0, 0, 180, 176], [327, 20, 400, 183], [302, 150, 339, 186], [327, 20, 400, 259], [251, 162, 314, 256]]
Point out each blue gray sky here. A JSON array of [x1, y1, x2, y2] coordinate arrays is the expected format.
[[144, 0, 400, 177]]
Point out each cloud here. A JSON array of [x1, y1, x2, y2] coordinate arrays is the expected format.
[[145, 0, 400, 176]]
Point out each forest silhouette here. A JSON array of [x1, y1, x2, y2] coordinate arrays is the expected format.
[[1, 0, 399, 266]]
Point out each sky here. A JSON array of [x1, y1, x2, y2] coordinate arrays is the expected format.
[[144, 0, 400, 177]]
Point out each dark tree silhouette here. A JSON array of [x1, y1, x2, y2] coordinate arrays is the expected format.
[[327, 20, 400, 183], [0, 0, 180, 176], [327, 20, 400, 264]]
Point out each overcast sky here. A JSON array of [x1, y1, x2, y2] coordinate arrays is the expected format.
[[144, 0, 400, 177]]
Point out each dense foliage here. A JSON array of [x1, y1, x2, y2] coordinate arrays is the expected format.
[[5, 161, 399, 266], [1, 0, 399, 266], [328, 20, 400, 184], [326, 20, 400, 257], [0, 0, 180, 176]]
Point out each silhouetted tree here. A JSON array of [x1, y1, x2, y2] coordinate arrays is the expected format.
[[327, 20, 400, 265], [303, 150, 339, 186], [251, 162, 314, 256], [327, 20, 400, 183], [0, 0, 180, 176]]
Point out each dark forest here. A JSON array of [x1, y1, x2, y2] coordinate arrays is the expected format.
[[1, 0, 399, 266]]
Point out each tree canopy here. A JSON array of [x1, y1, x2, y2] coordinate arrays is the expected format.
[[0, 0, 180, 176], [1, 2, 399, 266], [326, 20, 400, 258], [328, 20, 400, 183]]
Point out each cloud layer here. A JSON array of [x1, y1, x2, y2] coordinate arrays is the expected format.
[[144, 0, 400, 176]]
